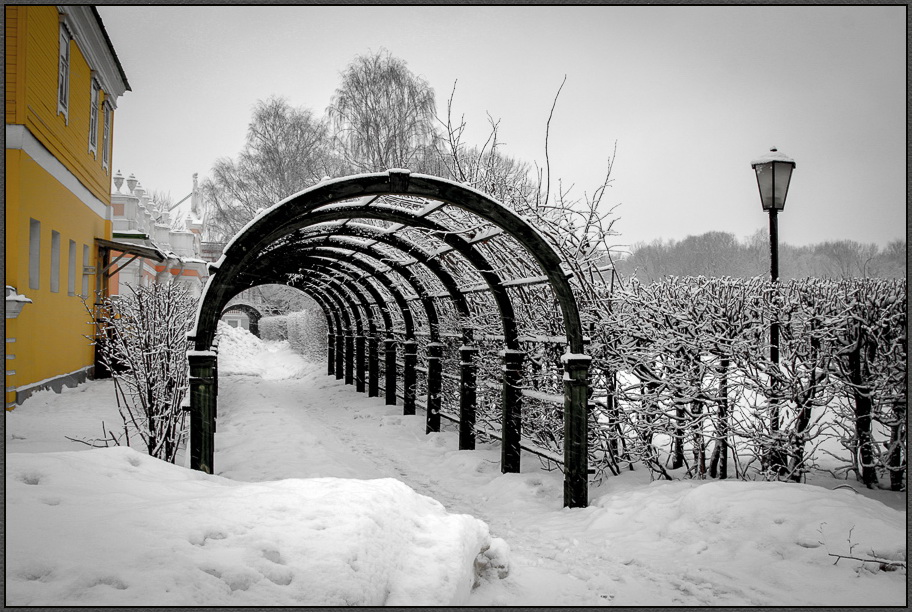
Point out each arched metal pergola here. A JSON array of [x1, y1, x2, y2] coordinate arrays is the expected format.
[[189, 170, 592, 507], [220, 303, 264, 337]]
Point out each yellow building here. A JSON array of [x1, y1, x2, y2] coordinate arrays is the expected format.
[[5, 6, 130, 408]]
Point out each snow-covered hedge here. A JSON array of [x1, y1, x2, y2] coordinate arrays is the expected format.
[[286, 310, 327, 363], [585, 276, 907, 489], [468, 276, 905, 490], [258, 311, 326, 362], [259, 315, 288, 341]]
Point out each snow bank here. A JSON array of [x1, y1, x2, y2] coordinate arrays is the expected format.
[[6, 446, 508, 606], [577, 479, 907, 606], [588, 479, 906, 568], [216, 321, 308, 380]]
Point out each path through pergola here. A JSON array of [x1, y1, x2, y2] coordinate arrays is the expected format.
[[189, 170, 592, 507]]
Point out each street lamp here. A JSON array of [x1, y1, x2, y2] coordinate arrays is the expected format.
[[751, 147, 796, 282], [5, 286, 32, 319], [751, 147, 795, 469]]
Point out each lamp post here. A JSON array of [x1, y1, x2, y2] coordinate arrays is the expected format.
[[751, 147, 795, 462], [5, 286, 32, 319]]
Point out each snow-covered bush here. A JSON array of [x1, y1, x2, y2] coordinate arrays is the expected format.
[[286, 309, 327, 362], [430, 274, 903, 490], [587, 276, 906, 489], [823, 279, 907, 490], [259, 315, 288, 341], [85, 282, 196, 463]]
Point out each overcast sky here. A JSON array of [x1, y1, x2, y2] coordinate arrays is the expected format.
[[97, 5, 906, 250]]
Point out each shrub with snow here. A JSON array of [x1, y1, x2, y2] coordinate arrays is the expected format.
[[86, 282, 195, 463], [259, 315, 288, 341], [286, 309, 327, 362]]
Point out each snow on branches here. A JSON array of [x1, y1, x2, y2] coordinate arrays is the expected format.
[[83, 283, 197, 463], [590, 276, 906, 490]]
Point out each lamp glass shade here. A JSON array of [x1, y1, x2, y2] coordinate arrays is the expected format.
[[752, 149, 795, 211]]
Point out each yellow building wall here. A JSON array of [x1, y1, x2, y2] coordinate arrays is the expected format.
[[5, 151, 109, 408], [17, 5, 115, 204], [5, 5, 121, 408], [5, 6, 23, 124]]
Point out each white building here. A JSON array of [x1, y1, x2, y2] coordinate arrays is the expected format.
[[107, 171, 209, 297]]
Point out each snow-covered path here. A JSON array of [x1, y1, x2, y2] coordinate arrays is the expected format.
[[210, 355, 907, 606], [214, 371, 617, 604]]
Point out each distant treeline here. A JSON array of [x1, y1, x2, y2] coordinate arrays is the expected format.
[[613, 230, 906, 283]]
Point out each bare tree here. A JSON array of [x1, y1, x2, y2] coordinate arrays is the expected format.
[[328, 48, 438, 173], [79, 282, 196, 463], [816, 240, 879, 279], [438, 77, 621, 304], [201, 97, 336, 241], [616, 232, 903, 282], [870, 239, 906, 279]]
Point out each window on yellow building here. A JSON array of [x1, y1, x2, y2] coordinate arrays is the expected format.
[[68, 240, 77, 296], [29, 219, 41, 290], [102, 102, 111, 171], [51, 231, 61, 293], [82, 244, 90, 297], [57, 23, 70, 122], [88, 79, 100, 156]]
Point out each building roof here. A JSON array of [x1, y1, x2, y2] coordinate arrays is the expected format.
[[96, 238, 166, 262], [90, 7, 131, 92]]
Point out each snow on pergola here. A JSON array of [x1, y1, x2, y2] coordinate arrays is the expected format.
[[190, 170, 592, 507]]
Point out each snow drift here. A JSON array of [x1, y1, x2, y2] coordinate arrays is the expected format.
[[6, 446, 509, 606], [216, 321, 309, 380]]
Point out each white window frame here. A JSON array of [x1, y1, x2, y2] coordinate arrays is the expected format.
[[57, 23, 70, 122], [88, 79, 100, 156], [101, 101, 111, 171]]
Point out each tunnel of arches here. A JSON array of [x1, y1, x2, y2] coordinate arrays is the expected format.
[[189, 170, 592, 507]]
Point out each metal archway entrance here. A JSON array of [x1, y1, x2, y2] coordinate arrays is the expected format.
[[189, 170, 592, 507], [220, 303, 264, 337]]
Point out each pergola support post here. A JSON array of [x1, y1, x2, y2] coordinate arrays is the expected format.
[[458, 328, 478, 451], [335, 333, 344, 380], [384, 338, 397, 406], [344, 333, 355, 385], [563, 353, 591, 508], [402, 339, 418, 415], [327, 332, 335, 376], [188, 350, 218, 475], [501, 349, 525, 473], [367, 335, 379, 397], [426, 342, 444, 433], [355, 335, 366, 392]]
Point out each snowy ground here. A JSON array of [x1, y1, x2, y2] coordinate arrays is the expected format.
[[5, 326, 907, 606]]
